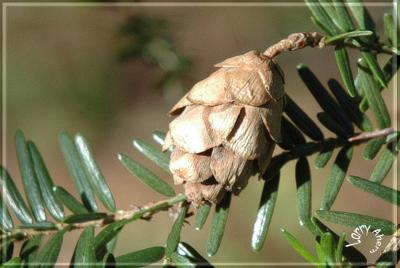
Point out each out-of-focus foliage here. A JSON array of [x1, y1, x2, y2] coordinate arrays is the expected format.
[[118, 15, 192, 97]]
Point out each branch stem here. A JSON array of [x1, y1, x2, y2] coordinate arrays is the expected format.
[[275, 127, 395, 163], [263, 32, 325, 58], [348, 127, 394, 142], [342, 40, 396, 55], [262, 32, 398, 59], [1, 193, 187, 243]]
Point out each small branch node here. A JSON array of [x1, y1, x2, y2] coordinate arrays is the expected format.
[[263, 32, 325, 58]]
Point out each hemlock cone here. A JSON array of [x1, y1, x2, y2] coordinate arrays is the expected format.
[[163, 50, 285, 207]]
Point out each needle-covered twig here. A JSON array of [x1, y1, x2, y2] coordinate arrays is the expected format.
[[1, 194, 187, 243]]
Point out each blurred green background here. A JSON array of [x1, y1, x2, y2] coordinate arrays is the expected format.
[[3, 3, 396, 266]]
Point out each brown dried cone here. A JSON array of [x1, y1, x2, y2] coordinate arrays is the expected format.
[[162, 50, 284, 207], [163, 33, 324, 207]]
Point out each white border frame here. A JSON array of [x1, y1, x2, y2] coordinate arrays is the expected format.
[[1, 1, 397, 266]]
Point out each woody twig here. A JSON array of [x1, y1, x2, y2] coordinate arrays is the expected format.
[[263, 32, 325, 59]]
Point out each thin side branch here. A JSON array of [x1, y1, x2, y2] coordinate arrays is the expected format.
[[342, 40, 397, 56], [263, 32, 325, 58], [276, 127, 395, 161], [264, 33, 397, 57], [348, 127, 394, 142], [1, 193, 187, 243]]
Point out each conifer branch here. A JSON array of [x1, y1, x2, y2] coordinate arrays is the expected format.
[[1, 194, 187, 243]]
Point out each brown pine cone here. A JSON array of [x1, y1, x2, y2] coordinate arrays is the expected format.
[[163, 50, 285, 207]]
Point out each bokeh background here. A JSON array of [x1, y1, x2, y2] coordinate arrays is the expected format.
[[3, 2, 397, 266]]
